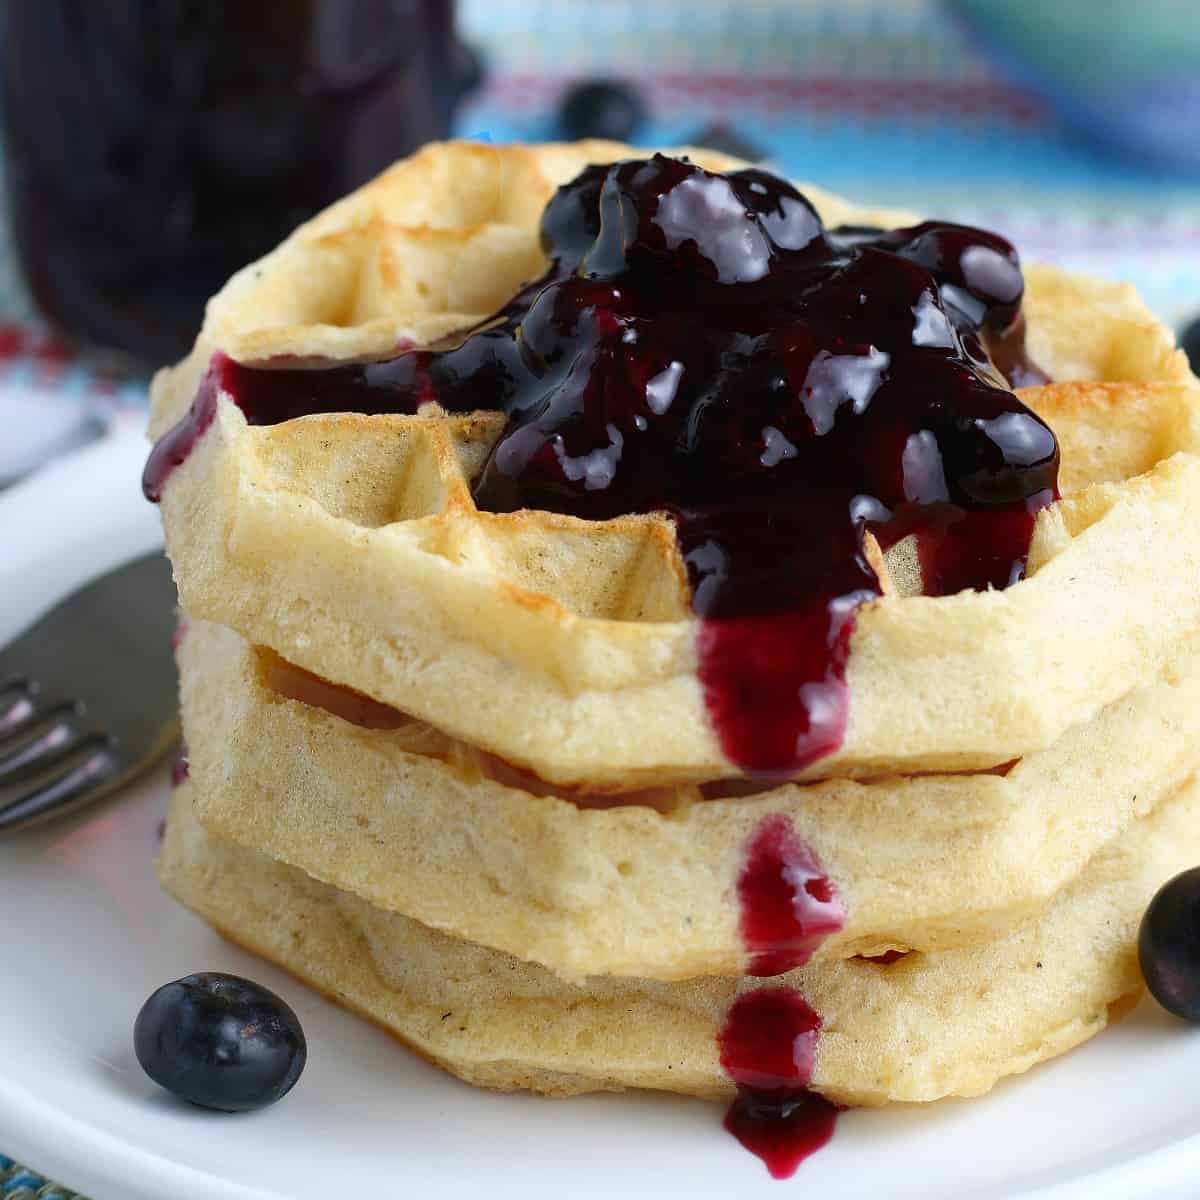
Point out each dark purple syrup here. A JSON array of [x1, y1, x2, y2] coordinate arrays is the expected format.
[[170, 748, 190, 788], [719, 988, 840, 1179], [738, 813, 845, 977], [721, 815, 845, 1175], [144, 154, 1058, 776], [144, 374, 218, 502]]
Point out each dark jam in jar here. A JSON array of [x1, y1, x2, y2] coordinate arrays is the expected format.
[[0, 1, 477, 365], [145, 154, 1059, 775]]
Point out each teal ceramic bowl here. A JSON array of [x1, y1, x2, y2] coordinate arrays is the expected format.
[[948, 0, 1200, 170]]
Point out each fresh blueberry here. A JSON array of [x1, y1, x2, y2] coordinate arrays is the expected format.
[[134, 972, 306, 1111], [1179, 314, 1200, 374], [1139, 867, 1200, 1021], [558, 79, 646, 143]]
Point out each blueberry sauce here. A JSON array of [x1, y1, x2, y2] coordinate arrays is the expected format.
[[170, 748, 190, 788], [720, 814, 845, 1175], [143, 372, 219, 503], [718, 988, 840, 1178], [144, 154, 1058, 776], [738, 813, 845, 977]]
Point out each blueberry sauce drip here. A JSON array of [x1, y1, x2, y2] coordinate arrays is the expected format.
[[718, 988, 840, 1179], [144, 154, 1058, 775], [738, 813, 845, 977], [144, 374, 218, 503], [722, 815, 844, 1174]]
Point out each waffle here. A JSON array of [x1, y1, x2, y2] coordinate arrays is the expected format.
[[147, 139, 1200, 789], [160, 772, 1200, 1107], [180, 617, 1200, 981]]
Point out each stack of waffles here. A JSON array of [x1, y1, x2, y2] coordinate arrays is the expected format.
[[148, 141, 1200, 1123]]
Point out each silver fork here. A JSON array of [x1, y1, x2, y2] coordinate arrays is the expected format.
[[0, 553, 179, 833]]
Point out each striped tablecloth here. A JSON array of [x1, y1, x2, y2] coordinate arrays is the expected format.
[[4, 1, 1198, 1195], [0, 1155, 83, 1200]]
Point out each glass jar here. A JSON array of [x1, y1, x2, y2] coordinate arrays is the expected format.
[[0, 0, 479, 365]]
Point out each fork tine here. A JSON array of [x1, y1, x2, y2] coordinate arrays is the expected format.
[[0, 736, 120, 830], [0, 701, 83, 779], [0, 679, 37, 739]]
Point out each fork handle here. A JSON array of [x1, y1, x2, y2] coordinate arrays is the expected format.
[[0, 425, 163, 646]]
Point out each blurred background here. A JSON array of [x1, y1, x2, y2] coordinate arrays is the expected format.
[[2, 0, 1199, 481]]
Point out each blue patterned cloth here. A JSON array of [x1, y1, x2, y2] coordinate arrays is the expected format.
[[0, 1155, 83, 1200]]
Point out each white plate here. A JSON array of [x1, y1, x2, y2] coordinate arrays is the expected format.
[[4, 441, 1200, 1200], [0, 380, 101, 487], [0, 426, 164, 646]]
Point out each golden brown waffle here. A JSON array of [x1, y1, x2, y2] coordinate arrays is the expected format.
[[179, 618, 1200, 981], [148, 140, 1200, 787], [160, 773, 1200, 1107]]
